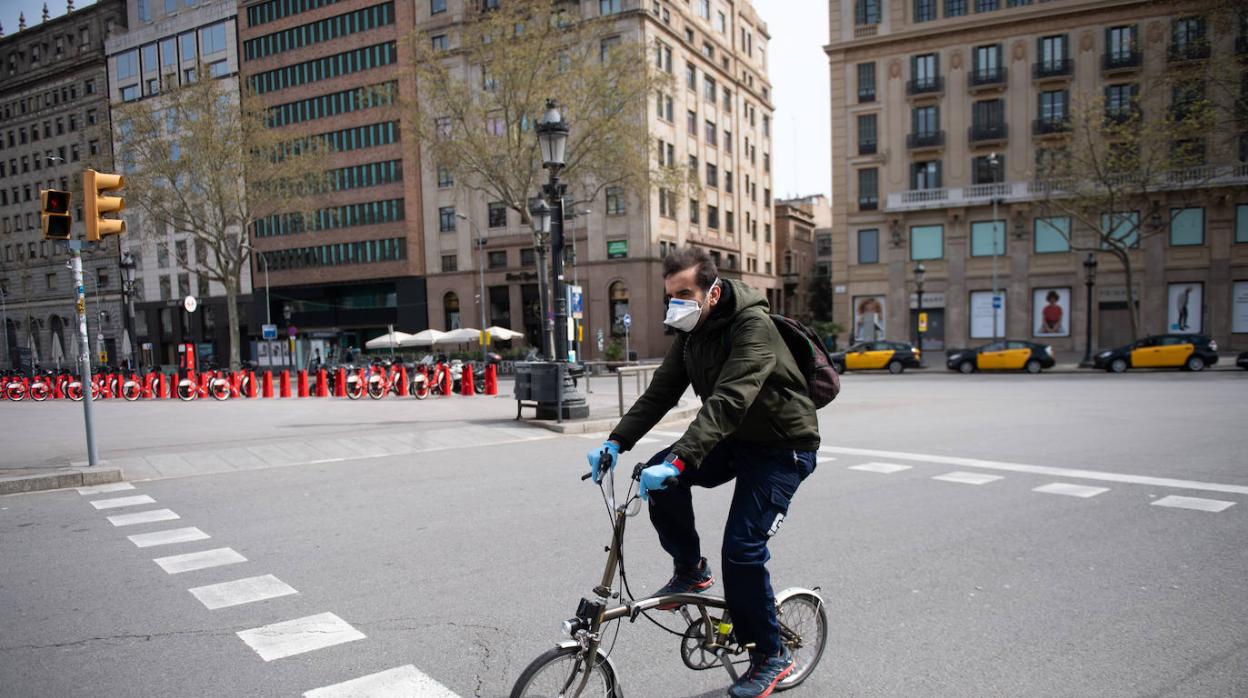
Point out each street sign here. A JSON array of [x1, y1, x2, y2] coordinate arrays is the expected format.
[[262, 324, 278, 340], [568, 285, 584, 320], [622, 313, 631, 329], [918, 312, 928, 333], [992, 295, 1002, 310], [183, 295, 198, 313]]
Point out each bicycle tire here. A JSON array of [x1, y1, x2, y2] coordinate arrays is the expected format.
[[411, 381, 429, 400], [367, 379, 386, 400], [210, 380, 231, 401], [774, 590, 828, 691], [122, 382, 141, 402], [7, 383, 26, 401], [509, 645, 620, 698], [177, 380, 197, 402], [67, 382, 84, 402], [30, 382, 50, 401], [346, 381, 363, 400]]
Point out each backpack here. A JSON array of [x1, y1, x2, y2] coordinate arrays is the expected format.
[[770, 314, 841, 408]]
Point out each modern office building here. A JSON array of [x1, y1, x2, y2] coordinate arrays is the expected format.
[[827, 0, 1248, 353], [0, 0, 128, 370], [417, 0, 776, 360]]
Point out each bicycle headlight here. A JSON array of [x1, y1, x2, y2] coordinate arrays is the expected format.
[[561, 618, 579, 637]]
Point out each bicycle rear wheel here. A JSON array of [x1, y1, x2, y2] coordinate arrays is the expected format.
[[775, 590, 828, 691], [509, 645, 620, 698]]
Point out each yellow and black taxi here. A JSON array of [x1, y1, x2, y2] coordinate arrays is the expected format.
[[830, 341, 923, 374], [1093, 334, 1219, 373], [945, 340, 1056, 374]]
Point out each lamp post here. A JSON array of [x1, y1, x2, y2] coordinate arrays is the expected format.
[[914, 261, 926, 367], [1079, 253, 1098, 367], [457, 212, 489, 363], [119, 249, 138, 369], [989, 152, 1001, 341], [0, 288, 9, 369], [528, 197, 554, 360]]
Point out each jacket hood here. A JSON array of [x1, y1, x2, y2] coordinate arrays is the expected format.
[[698, 279, 770, 334]]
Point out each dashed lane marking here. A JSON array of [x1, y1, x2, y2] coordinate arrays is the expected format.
[[237, 612, 366, 662], [154, 547, 248, 575], [1151, 495, 1236, 513], [1033, 483, 1110, 498], [933, 471, 1004, 486], [128, 527, 210, 548], [304, 665, 462, 698], [90, 495, 156, 510], [106, 509, 180, 527], [189, 574, 298, 610], [818, 456, 837, 463], [819, 446, 1248, 496], [77, 482, 135, 495], [848, 462, 911, 474]]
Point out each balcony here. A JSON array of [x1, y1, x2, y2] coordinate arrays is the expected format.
[[858, 89, 876, 103], [1101, 50, 1142, 72], [968, 122, 1008, 143], [858, 141, 878, 155], [1032, 117, 1070, 136], [968, 66, 1007, 90], [906, 76, 944, 97], [907, 130, 946, 150], [854, 23, 879, 39], [1103, 109, 1140, 127], [858, 197, 879, 211], [1168, 42, 1210, 63], [1032, 58, 1074, 80]]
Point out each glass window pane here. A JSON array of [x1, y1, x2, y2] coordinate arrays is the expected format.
[[857, 229, 879, 264], [1034, 217, 1071, 253], [1100, 212, 1139, 248], [970, 220, 1006, 257], [1237, 204, 1248, 243], [1169, 207, 1203, 246], [911, 225, 943, 260]]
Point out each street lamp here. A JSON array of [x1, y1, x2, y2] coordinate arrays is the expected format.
[[119, 250, 138, 369], [914, 261, 926, 366], [537, 100, 569, 172], [1079, 253, 1099, 367], [989, 152, 1002, 341], [529, 196, 553, 360], [457, 212, 489, 363]]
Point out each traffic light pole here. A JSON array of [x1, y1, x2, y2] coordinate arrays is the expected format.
[[67, 241, 100, 466]]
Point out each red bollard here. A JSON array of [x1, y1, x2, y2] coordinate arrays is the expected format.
[[262, 371, 274, 398], [485, 364, 498, 395], [441, 364, 453, 396], [158, 373, 169, 399], [316, 369, 330, 398], [280, 370, 292, 398], [100, 375, 112, 399], [397, 365, 409, 397], [142, 372, 155, 399], [461, 363, 475, 396], [334, 368, 347, 398], [297, 370, 310, 398], [246, 371, 258, 398]]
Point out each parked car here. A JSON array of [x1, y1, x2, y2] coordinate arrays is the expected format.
[[1092, 334, 1218, 373], [1238, 352, 1248, 370], [945, 340, 1055, 374], [829, 341, 922, 374]]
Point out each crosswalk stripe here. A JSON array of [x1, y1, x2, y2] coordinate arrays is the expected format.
[[932, 471, 1003, 486], [237, 612, 366, 662], [1033, 483, 1109, 498], [817, 456, 837, 463], [77, 482, 135, 495], [848, 462, 911, 474], [304, 665, 462, 698], [189, 574, 298, 610], [154, 548, 248, 575], [90, 495, 156, 510], [128, 527, 210, 548], [1151, 495, 1236, 513], [106, 509, 180, 527]]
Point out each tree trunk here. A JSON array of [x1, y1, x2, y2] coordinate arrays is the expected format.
[[225, 282, 241, 369], [1119, 251, 1141, 341]]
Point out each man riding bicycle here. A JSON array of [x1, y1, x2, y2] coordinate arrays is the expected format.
[[589, 248, 820, 698]]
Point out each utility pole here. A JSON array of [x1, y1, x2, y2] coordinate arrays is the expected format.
[[989, 152, 1001, 341], [68, 241, 99, 465]]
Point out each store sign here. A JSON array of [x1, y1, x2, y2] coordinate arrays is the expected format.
[[908, 292, 945, 309], [606, 240, 628, 259]]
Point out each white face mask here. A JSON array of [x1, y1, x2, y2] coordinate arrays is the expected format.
[[664, 278, 718, 332]]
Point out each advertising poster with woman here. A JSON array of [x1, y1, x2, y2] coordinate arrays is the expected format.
[[853, 296, 886, 341], [1032, 288, 1071, 337]]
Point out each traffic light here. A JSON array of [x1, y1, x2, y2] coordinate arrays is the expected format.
[[40, 189, 72, 240], [84, 169, 126, 241]]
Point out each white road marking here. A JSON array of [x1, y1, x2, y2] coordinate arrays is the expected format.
[[154, 547, 248, 574], [304, 665, 462, 698], [189, 574, 298, 610], [237, 612, 366, 661], [817, 456, 837, 463], [1151, 495, 1236, 513], [90, 495, 156, 510], [635, 437, 660, 445], [819, 446, 1248, 496], [77, 482, 135, 495], [651, 430, 685, 439], [848, 461, 911, 474], [1033, 483, 1109, 498], [106, 509, 180, 527], [933, 471, 1003, 485], [128, 527, 210, 548]]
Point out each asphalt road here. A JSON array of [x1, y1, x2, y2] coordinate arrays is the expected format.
[[2, 371, 1246, 697]]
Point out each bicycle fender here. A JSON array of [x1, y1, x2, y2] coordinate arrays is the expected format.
[[774, 587, 824, 607], [554, 641, 624, 698]]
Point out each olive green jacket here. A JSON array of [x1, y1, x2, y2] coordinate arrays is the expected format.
[[609, 280, 821, 468]]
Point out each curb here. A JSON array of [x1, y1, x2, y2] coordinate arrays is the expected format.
[[523, 401, 700, 434], [0, 466, 124, 496]]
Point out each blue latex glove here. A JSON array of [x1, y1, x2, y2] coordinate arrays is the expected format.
[[639, 462, 681, 502], [588, 441, 620, 483]]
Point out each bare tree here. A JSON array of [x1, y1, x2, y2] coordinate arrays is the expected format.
[[402, 0, 687, 221], [113, 67, 325, 368]]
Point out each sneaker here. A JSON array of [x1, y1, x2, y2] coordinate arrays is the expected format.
[[727, 646, 794, 698], [651, 557, 714, 610]]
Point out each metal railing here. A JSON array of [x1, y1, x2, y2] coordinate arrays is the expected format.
[[968, 66, 1007, 88], [1032, 117, 1070, 135], [1101, 50, 1142, 71], [906, 76, 944, 96], [906, 130, 946, 149], [1032, 59, 1074, 79], [968, 123, 1008, 142]]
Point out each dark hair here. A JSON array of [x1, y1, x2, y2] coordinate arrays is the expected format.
[[1046, 290, 1060, 303], [662, 246, 718, 291]]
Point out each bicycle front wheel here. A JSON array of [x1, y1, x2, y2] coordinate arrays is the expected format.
[[509, 645, 620, 698], [775, 590, 828, 691]]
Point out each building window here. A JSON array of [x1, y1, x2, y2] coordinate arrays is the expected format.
[[439, 206, 456, 232], [1171, 16, 1207, 59], [689, 199, 700, 225], [945, 0, 966, 17], [656, 42, 672, 73], [687, 110, 697, 135], [706, 163, 718, 188], [431, 0, 446, 14], [971, 155, 1004, 184], [488, 250, 507, 269], [1169, 207, 1204, 246], [705, 120, 717, 146], [972, 44, 1002, 82], [686, 63, 696, 91], [1038, 34, 1069, 73], [913, 0, 936, 22], [975, 0, 999, 11], [1039, 89, 1068, 123], [180, 32, 196, 61], [200, 23, 227, 55], [1034, 217, 1071, 253], [1105, 83, 1139, 121], [857, 63, 875, 102], [437, 166, 453, 188], [910, 225, 944, 260], [911, 53, 940, 88], [1101, 211, 1140, 249], [707, 205, 719, 230], [912, 105, 939, 138], [858, 229, 879, 264], [605, 187, 625, 215], [488, 201, 507, 228], [704, 76, 717, 102], [911, 161, 942, 190], [431, 34, 448, 51], [116, 49, 139, 80], [1237, 204, 1248, 244], [858, 168, 878, 210], [1106, 25, 1137, 63], [857, 113, 877, 155], [970, 220, 1006, 257], [855, 0, 880, 25], [441, 254, 457, 272]]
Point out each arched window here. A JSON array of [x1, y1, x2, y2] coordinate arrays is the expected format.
[[443, 292, 460, 330], [609, 281, 629, 337]]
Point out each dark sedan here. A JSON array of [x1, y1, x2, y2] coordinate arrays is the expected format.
[[1092, 334, 1219, 373], [945, 340, 1056, 374]]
